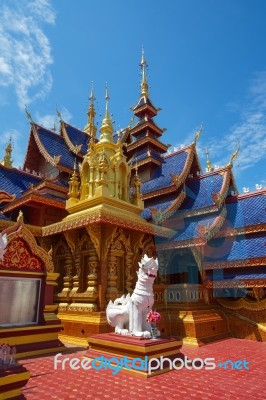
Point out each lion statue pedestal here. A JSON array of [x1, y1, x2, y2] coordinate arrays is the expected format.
[[106, 254, 159, 339]]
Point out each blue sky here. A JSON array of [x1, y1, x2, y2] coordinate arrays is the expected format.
[[0, 0, 265, 192]]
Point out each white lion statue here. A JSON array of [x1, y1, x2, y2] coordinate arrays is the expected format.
[[106, 254, 159, 339]]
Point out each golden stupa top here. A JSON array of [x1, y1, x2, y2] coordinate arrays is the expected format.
[[84, 82, 97, 138], [1, 137, 13, 168], [99, 84, 114, 143]]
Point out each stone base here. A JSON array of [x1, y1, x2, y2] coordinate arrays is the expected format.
[[0, 364, 30, 399], [158, 307, 231, 346], [0, 324, 65, 359], [86, 333, 183, 377], [57, 311, 112, 346]]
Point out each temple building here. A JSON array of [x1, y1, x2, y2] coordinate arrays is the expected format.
[[0, 51, 265, 349]]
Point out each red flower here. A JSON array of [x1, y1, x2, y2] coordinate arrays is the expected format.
[[146, 310, 161, 323]]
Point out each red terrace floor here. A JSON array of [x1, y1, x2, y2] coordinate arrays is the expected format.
[[17, 338, 266, 400]]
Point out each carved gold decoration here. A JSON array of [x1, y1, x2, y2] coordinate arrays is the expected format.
[[203, 257, 266, 270], [0, 191, 16, 204], [153, 191, 186, 224], [61, 121, 82, 154], [63, 231, 77, 255], [85, 224, 101, 259], [1, 224, 54, 272], [31, 123, 61, 166], [217, 297, 266, 311]]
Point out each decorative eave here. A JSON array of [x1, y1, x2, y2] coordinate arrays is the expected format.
[[2, 192, 65, 213], [42, 206, 175, 239], [198, 206, 227, 242], [132, 156, 162, 168], [31, 179, 69, 194], [31, 123, 61, 167], [61, 121, 83, 155], [152, 191, 186, 224], [0, 191, 16, 205], [205, 279, 266, 289], [130, 120, 163, 137], [127, 136, 168, 153], [170, 145, 196, 190], [157, 206, 227, 249], [156, 237, 204, 250], [215, 223, 266, 239], [175, 164, 233, 219], [143, 184, 177, 201], [202, 257, 266, 271], [211, 167, 232, 207]]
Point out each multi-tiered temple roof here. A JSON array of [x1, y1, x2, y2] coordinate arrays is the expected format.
[[0, 52, 265, 297]]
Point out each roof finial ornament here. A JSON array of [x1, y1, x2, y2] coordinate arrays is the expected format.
[[25, 105, 33, 124], [229, 142, 240, 166], [56, 107, 62, 121], [84, 81, 97, 139], [140, 46, 149, 97], [206, 147, 213, 172], [193, 123, 203, 144]]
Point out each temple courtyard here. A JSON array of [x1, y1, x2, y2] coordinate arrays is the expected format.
[[18, 338, 266, 400]]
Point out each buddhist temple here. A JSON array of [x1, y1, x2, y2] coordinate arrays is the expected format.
[[0, 51, 265, 351]]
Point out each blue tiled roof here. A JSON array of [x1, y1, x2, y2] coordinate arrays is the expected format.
[[0, 213, 10, 220], [226, 194, 266, 228], [177, 173, 224, 212], [142, 151, 188, 194], [37, 126, 77, 170], [172, 214, 218, 241], [64, 124, 88, 154], [0, 165, 41, 199], [204, 233, 266, 262]]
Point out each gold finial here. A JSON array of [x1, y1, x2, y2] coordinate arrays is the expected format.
[[206, 147, 213, 172], [1, 137, 13, 168], [84, 81, 97, 138], [193, 123, 203, 144], [25, 105, 33, 123], [99, 83, 113, 143], [140, 47, 149, 97], [229, 142, 240, 166], [56, 108, 62, 121]]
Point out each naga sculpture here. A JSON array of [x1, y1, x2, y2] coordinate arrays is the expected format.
[[106, 254, 159, 339]]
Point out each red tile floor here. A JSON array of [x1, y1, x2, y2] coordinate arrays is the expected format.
[[18, 338, 266, 400]]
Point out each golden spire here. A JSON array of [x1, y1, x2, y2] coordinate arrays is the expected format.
[[99, 83, 113, 143], [229, 142, 240, 166], [1, 137, 13, 168], [140, 47, 149, 97], [68, 158, 79, 200], [206, 148, 213, 172], [84, 82, 97, 139]]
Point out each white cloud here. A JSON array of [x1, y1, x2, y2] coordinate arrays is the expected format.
[[207, 71, 266, 172], [35, 107, 73, 130], [0, 0, 55, 109]]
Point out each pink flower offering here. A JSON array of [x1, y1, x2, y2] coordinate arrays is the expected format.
[[146, 310, 161, 323]]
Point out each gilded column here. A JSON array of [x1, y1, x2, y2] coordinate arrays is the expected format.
[[106, 253, 118, 302], [85, 247, 98, 310]]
